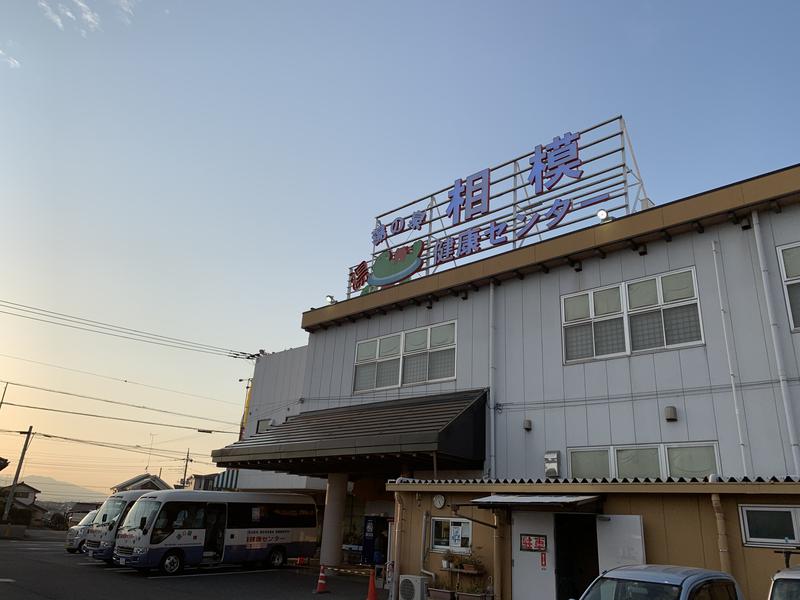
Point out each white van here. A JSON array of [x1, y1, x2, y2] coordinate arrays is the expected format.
[[65, 509, 98, 553], [768, 567, 800, 600], [84, 490, 147, 562], [113, 490, 318, 575]]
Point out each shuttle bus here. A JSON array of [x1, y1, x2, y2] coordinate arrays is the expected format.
[[113, 490, 318, 575], [84, 490, 147, 561]]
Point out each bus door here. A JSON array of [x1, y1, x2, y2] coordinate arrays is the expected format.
[[203, 503, 227, 561]]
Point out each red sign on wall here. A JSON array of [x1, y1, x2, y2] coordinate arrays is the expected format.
[[520, 533, 547, 552]]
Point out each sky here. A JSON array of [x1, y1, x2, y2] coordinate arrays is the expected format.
[[0, 0, 799, 500]]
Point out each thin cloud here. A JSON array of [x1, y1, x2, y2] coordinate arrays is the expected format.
[[38, 0, 64, 30], [72, 0, 101, 32], [58, 3, 77, 21], [0, 49, 21, 69]]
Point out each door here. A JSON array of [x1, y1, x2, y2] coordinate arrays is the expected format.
[[555, 514, 599, 600], [595, 515, 645, 572], [512, 512, 555, 600], [203, 503, 227, 561]]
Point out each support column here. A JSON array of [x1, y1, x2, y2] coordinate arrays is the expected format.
[[320, 472, 348, 567]]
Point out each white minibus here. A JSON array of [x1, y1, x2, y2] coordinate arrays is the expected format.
[[84, 490, 147, 562], [113, 490, 318, 575]]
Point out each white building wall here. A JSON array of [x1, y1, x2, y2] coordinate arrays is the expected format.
[[262, 206, 800, 480]]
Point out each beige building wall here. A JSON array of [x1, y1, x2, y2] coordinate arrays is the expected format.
[[392, 487, 800, 600]]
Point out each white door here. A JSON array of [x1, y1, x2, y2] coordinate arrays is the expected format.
[[512, 512, 555, 600], [596, 515, 645, 572]]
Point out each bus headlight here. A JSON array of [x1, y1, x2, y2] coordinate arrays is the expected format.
[[133, 547, 146, 555], [99, 541, 111, 548]]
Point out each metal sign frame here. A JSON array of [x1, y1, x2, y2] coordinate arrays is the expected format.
[[346, 115, 649, 298]]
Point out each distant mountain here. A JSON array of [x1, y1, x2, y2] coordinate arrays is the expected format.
[[0, 474, 106, 503]]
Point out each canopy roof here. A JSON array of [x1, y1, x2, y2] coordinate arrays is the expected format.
[[213, 389, 487, 477]]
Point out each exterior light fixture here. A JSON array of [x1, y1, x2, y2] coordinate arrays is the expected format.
[[597, 209, 612, 223], [325, 294, 338, 305]]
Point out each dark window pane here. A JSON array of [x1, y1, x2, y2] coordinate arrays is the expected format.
[[664, 303, 702, 345], [788, 283, 800, 329], [593, 318, 625, 355], [746, 509, 795, 541], [630, 311, 664, 351], [565, 323, 593, 360]]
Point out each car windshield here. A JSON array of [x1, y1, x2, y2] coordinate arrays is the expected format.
[[772, 579, 800, 600], [77, 511, 97, 526], [121, 500, 161, 531], [583, 577, 681, 600], [92, 498, 127, 527]]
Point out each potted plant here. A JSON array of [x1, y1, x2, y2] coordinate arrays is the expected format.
[[441, 549, 455, 569], [428, 586, 456, 600], [459, 555, 483, 573], [455, 580, 488, 600]]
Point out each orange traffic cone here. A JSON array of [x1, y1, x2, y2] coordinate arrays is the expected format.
[[314, 565, 330, 594], [365, 568, 378, 600]]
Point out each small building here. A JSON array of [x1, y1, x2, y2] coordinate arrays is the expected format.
[[213, 118, 800, 599], [0, 483, 47, 527], [111, 473, 171, 493]]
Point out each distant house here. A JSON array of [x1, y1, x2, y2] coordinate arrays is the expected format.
[[111, 473, 171, 493], [191, 473, 223, 490], [0, 482, 47, 527], [67, 501, 101, 526]]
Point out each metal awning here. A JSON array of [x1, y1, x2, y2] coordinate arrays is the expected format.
[[471, 494, 601, 509], [212, 389, 487, 477]]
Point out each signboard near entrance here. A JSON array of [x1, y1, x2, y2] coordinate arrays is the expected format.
[[520, 533, 547, 552], [346, 115, 649, 298]]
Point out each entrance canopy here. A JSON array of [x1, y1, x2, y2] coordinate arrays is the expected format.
[[471, 494, 600, 510], [212, 389, 487, 477]]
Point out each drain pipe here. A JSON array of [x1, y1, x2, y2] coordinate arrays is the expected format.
[[709, 474, 731, 573], [488, 282, 497, 478], [392, 492, 404, 600], [752, 210, 800, 475], [711, 240, 751, 477], [420, 511, 436, 585]]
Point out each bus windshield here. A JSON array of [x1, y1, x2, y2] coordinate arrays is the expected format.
[[93, 498, 128, 528], [77, 511, 97, 527], [121, 500, 161, 531]]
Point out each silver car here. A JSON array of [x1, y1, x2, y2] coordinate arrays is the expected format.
[[65, 510, 98, 554]]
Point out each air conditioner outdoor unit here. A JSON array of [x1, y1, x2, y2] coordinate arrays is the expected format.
[[398, 574, 430, 600]]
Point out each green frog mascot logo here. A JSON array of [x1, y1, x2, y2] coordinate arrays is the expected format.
[[361, 240, 425, 295]]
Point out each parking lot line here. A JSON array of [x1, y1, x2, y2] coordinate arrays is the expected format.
[[148, 569, 275, 580], [0, 579, 16, 583]]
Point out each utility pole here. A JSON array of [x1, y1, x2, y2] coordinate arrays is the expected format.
[[0, 382, 8, 412], [181, 449, 190, 489], [2, 426, 33, 523]]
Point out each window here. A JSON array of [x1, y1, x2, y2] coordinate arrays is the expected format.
[[569, 443, 719, 479], [616, 447, 660, 479], [740, 505, 800, 547], [778, 242, 800, 330], [569, 449, 611, 479], [688, 580, 738, 600], [562, 268, 703, 363], [354, 322, 456, 392], [228, 503, 317, 529], [431, 517, 471, 553]]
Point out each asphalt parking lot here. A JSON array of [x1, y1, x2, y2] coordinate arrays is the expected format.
[[0, 535, 387, 600]]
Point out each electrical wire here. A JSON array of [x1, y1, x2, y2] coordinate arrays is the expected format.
[[0, 402, 237, 434], [0, 352, 241, 406], [0, 299, 255, 359], [0, 379, 238, 426]]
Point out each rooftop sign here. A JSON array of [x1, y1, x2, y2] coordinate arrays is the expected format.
[[346, 116, 649, 298]]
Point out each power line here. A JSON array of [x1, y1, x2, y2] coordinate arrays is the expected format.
[[0, 352, 240, 406], [0, 379, 238, 426], [0, 402, 237, 434], [0, 299, 256, 359]]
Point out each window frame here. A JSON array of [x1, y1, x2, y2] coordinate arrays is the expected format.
[[353, 321, 457, 393], [561, 267, 704, 364], [430, 516, 472, 554], [777, 242, 800, 332], [567, 442, 720, 480], [739, 504, 800, 547]]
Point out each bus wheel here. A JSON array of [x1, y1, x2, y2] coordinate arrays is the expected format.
[[267, 547, 286, 568], [159, 551, 184, 575]]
